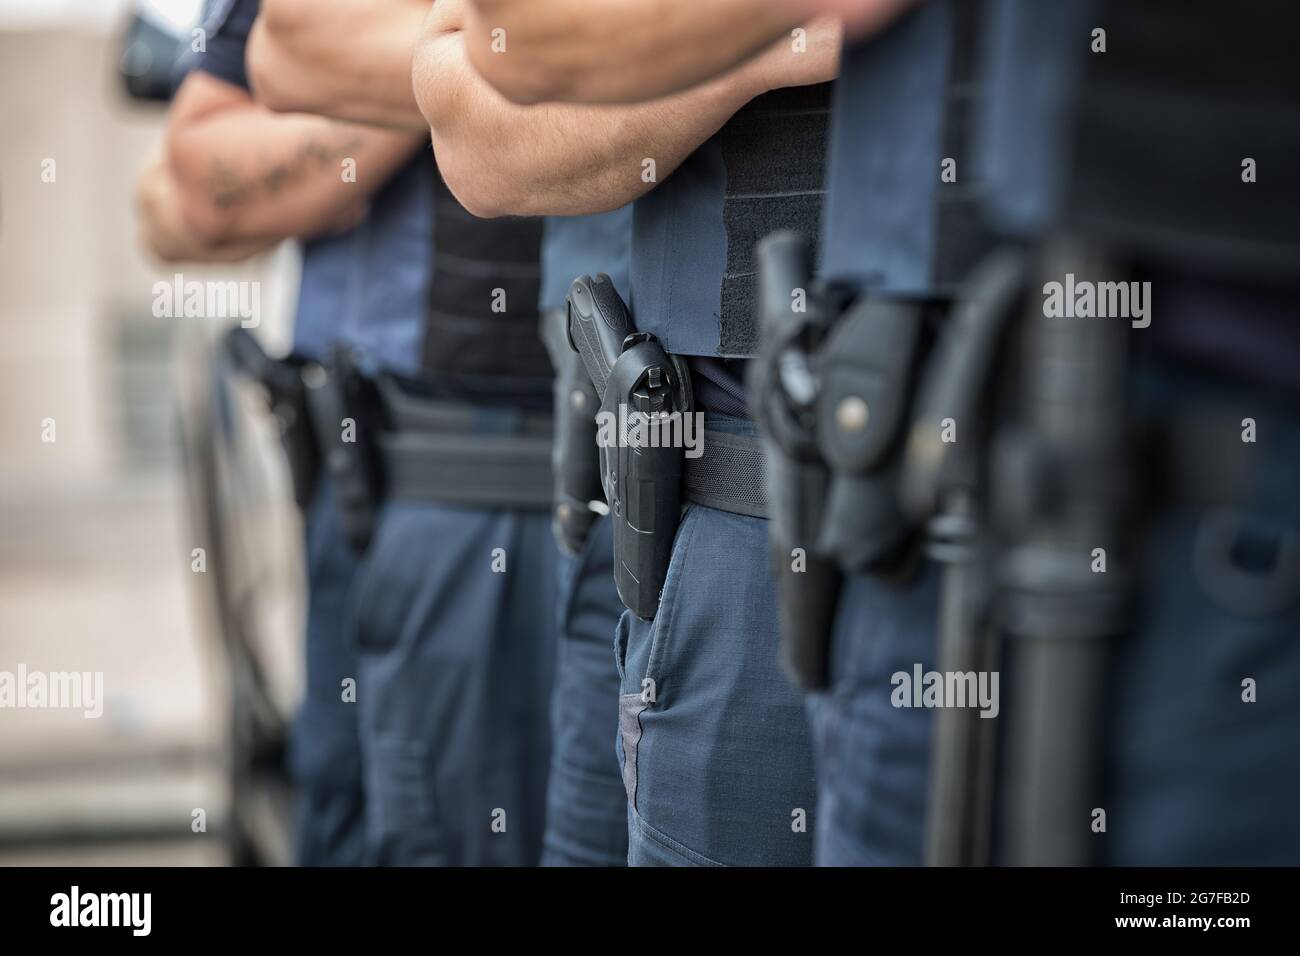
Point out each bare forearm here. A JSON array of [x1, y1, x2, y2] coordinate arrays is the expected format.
[[139, 212, 276, 263], [465, 0, 803, 104], [170, 115, 416, 242], [789, 0, 921, 36], [134, 151, 278, 263], [418, 43, 757, 217], [416, 6, 827, 218], [249, 0, 430, 131], [166, 81, 421, 244]]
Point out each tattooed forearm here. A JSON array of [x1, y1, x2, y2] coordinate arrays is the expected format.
[[206, 129, 366, 209], [207, 157, 257, 209]]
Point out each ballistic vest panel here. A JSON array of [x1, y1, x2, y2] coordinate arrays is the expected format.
[[978, 0, 1300, 389], [630, 84, 832, 359], [979, 0, 1300, 283], [422, 173, 550, 400]]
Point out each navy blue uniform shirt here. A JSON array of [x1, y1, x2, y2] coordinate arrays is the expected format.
[[196, 0, 431, 374], [539, 208, 633, 312]]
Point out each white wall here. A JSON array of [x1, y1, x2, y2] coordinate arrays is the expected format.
[[0, 22, 302, 860]]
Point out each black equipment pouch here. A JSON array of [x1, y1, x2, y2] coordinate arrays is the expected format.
[[567, 275, 691, 620], [222, 327, 321, 514], [750, 233, 843, 690], [813, 296, 929, 572], [304, 346, 384, 555], [541, 308, 604, 557]]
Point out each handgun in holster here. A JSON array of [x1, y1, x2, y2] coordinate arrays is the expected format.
[[541, 308, 605, 557], [751, 233, 934, 687], [222, 327, 320, 513], [566, 274, 691, 620], [303, 345, 385, 554], [749, 233, 843, 690]]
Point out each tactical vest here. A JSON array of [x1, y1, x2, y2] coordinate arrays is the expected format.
[[980, 0, 1300, 285], [540, 207, 634, 312], [820, 0, 990, 299], [630, 83, 832, 359], [422, 172, 551, 399]]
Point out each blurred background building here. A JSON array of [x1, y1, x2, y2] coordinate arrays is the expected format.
[[1, 0, 302, 864]]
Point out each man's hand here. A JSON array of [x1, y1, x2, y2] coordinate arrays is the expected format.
[[248, 0, 431, 131], [134, 146, 277, 263]]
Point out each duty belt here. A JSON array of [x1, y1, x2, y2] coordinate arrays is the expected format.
[[371, 377, 554, 511], [683, 429, 769, 519]]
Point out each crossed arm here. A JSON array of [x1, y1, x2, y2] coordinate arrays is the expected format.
[[788, 0, 921, 35], [462, 0, 918, 104], [414, 0, 841, 218], [461, 0, 807, 105], [248, 0, 432, 131], [244, 0, 845, 220], [135, 145, 276, 263], [161, 71, 423, 248]]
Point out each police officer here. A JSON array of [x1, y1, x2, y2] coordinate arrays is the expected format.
[[538, 209, 634, 866], [762, 0, 989, 867], [417, 1, 840, 865], [972, 0, 1300, 865], [791, 0, 1300, 865], [251, 0, 560, 865], [142, 0, 428, 866]]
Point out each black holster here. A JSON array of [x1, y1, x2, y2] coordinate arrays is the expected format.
[[599, 336, 689, 621], [222, 327, 321, 514], [541, 308, 604, 556], [304, 347, 384, 555], [752, 234, 932, 687], [751, 233, 843, 690], [566, 274, 690, 621]]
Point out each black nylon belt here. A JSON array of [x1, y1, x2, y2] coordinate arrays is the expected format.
[[677, 412, 1261, 525], [379, 431, 553, 510], [374, 378, 554, 511], [683, 429, 768, 519]]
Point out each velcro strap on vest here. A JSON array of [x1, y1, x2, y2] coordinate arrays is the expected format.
[[683, 430, 768, 519], [718, 84, 832, 357]]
